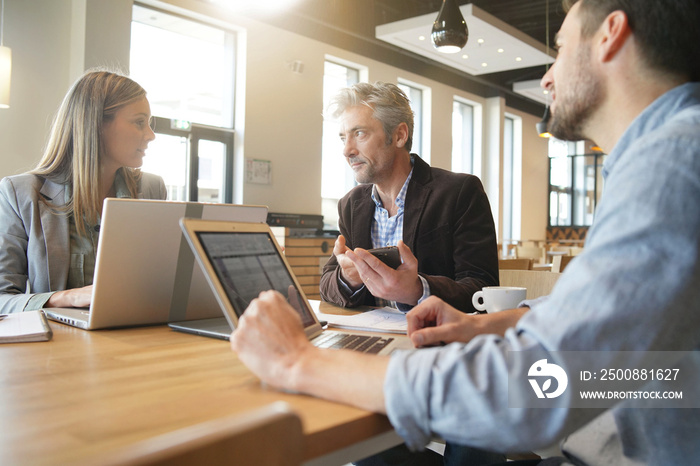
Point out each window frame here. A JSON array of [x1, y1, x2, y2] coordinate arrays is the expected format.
[[130, 3, 237, 203]]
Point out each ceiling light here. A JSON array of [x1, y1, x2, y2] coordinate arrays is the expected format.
[[419, 35, 426, 41], [515, 57, 522, 61], [377, 4, 555, 76], [431, 0, 468, 54], [497, 48, 504, 53], [462, 54, 469, 59], [481, 62, 488, 67], [513, 79, 550, 105]]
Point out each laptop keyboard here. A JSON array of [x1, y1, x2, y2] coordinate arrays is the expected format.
[[313, 332, 394, 354]]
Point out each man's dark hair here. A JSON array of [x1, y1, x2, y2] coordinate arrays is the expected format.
[[564, 0, 700, 81]]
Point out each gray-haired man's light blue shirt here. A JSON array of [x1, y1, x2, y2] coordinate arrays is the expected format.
[[384, 83, 700, 465]]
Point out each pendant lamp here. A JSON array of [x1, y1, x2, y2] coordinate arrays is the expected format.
[[536, 105, 551, 138], [431, 0, 468, 54]]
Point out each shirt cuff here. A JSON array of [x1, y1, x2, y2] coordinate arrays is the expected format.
[[396, 275, 430, 312], [520, 295, 549, 309], [337, 272, 365, 299], [24, 292, 55, 311], [384, 348, 436, 450]]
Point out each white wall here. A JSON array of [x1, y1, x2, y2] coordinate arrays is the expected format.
[[0, 0, 74, 176], [0, 0, 550, 238]]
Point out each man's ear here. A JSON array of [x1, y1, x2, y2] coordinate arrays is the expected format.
[[394, 122, 409, 148], [597, 10, 632, 63]]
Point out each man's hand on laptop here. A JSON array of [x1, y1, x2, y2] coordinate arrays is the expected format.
[[230, 290, 315, 390], [45, 285, 93, 308], [347, 240, 422, 306]]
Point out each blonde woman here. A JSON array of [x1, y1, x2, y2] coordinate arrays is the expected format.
[[0, 70, 166, 314]]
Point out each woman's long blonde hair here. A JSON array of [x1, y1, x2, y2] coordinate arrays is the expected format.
[[32, 70, 146, 235]]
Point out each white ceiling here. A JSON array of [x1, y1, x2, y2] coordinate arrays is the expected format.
[[375, 3, 555, 77], [513, 79, 551, 106]]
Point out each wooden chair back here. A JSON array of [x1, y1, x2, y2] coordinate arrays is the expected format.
[[98, 402, 304, 466], [516, 246, 546, 264], [499, 270, 562, 300], [551, 255, 575, 273], [498, 258, 533, 270]]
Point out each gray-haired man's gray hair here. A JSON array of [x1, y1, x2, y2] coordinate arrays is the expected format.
[[327, 82, 414, 152]]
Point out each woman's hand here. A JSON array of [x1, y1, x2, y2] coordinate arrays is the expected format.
[[45, 285, 93, 308]]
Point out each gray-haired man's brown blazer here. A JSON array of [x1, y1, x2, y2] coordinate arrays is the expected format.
[[320, 155, 499, 313]]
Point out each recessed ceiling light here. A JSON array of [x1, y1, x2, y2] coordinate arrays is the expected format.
[[513, 79, 550, 105], [477, 38, 484, 44], [515, 57, 522, 61], [462, 54, 469, 59], [481, 62, 488, 67], [543, 90, 549, 94], [497, 48, 504, 53], [419, 35, 426, 41]]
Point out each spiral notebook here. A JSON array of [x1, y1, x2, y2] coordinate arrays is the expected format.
[[0, 311, 53, 343]]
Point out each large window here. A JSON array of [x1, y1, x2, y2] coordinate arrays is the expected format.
[[397, 81, 428, 162], [130, 5, 236, 203], [502, 116, 515, 240], [452, 99, 474, 174], [321, 59, 363, 229], [549, 138, 606, 226]]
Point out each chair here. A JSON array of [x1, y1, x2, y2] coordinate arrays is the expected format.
[[498, 258, 533, 270], [499, 269, 562, 300], [569, 246, 584, 256], [516, 246, 546, 264], [98, 402, 304, 466], [551, 254, 575, 273]]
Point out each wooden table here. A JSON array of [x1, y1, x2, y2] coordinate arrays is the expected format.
[[0, 316, 401, 465]]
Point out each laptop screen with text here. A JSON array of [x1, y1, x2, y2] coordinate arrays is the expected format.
[[195, 231, 316, 328]]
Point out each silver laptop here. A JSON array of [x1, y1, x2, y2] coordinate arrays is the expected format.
[[177, 218, 413, 354], [44, 199, 268, 330]]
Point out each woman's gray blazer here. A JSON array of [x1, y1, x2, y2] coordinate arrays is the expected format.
[[0, 172, 167, 313]]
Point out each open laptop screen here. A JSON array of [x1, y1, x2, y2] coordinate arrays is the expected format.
[[195, 231, 316, 328]]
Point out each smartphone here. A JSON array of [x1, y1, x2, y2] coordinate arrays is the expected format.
[[368, 246, 401, 269]]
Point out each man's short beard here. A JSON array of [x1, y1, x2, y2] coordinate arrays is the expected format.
[[548, 47, 602, 142]]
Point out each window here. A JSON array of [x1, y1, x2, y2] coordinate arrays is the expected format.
[[130, 5, 236, 202], [502, 114, 523, 242], [548, 138, 606, 226], [321, 59, 363, 229], [397, 81, 429, 162], [502, 116, 515, 240], [452, 99, 475, 173]]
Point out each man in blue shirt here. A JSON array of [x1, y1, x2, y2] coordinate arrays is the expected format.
[[231, 0, 700, 464]]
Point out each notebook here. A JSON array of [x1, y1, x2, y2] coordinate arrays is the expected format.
[[43, 199, 268, 330], [176, 218, 413, 355]]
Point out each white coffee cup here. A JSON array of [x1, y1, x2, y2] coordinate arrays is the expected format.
[[472, 286, 527, 313]]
